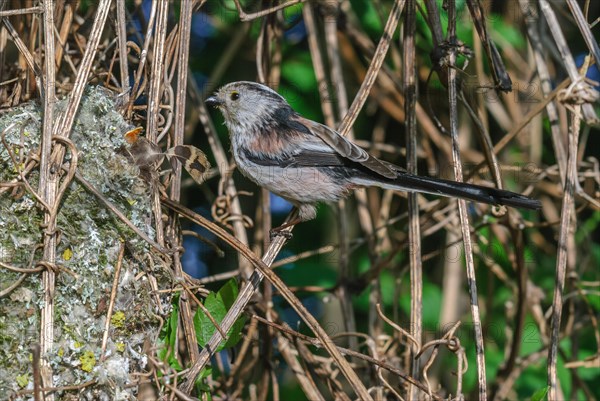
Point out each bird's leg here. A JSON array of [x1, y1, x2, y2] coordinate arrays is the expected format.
[[269, 217, 302, 240]]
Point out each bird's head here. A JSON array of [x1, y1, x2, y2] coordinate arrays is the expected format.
[[206, 81, 289, 131]]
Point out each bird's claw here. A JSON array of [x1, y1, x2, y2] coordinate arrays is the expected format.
[[270, 229, 293, 241]]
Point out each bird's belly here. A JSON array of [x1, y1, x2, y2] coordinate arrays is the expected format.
[[236, 160, 348, 204]]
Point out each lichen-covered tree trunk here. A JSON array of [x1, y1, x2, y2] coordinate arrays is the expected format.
[[1, 87, 172, 400]]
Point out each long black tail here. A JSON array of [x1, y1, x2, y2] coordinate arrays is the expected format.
[[359, 172, 541, 210]]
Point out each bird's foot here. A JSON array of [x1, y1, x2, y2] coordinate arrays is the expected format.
[[270, 228, 293, 241]]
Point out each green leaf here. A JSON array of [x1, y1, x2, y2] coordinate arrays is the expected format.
[[157, 294, 182, 371], [194, 279, 247, 351], [194, 292, 227, 347], [529, 386, 549, 401], [218, 279, 246, 348], [218, 278, 239, 309], [223, 312, 246, 349], [168, 301, 179, 348], [199, 366, 212, 379], [195, 366, 213, 393]]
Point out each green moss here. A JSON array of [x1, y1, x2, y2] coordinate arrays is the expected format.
[[115, 342, 125, 353], [111, 311, 126, 329], [15, 373, 28, 388], [79, 351, 96, 373]]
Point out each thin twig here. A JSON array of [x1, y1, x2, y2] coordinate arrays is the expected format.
[[38, 0, 57, 396], [169, 0, 200, 366], [182, 283, 228, 341], [0, 6, 43, 17], [74, 171, 169, 254], [539, 0, 598, 125], [403, 1, 422, 399], [54, 2, 74, 71], [565, 0, 600, 85], [337, 0, 405, 137], [548, 100, 580, 401], [31, 344, 41, 401], [51, 0, 112, 139], [100, 242, 125, 360], [446, 1, 487, 399], [145, 0, 168, 251], [376, 304, 419, 350], [277, 333, 326, 401], [125, 1, 157, 117], [489, 221, 528, 400], [232, 0, 307, 22], [115, 0, 130, 105], [1, 18, 43, 94]]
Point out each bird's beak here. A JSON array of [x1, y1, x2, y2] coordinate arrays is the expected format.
[[205, 95, 223, 107]]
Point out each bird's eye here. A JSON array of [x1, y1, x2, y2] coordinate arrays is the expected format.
[[230, 91, 240, 101]]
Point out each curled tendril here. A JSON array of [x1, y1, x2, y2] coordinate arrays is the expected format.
[[211, 191, 254, 230], [557, 76, 599, 109]]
